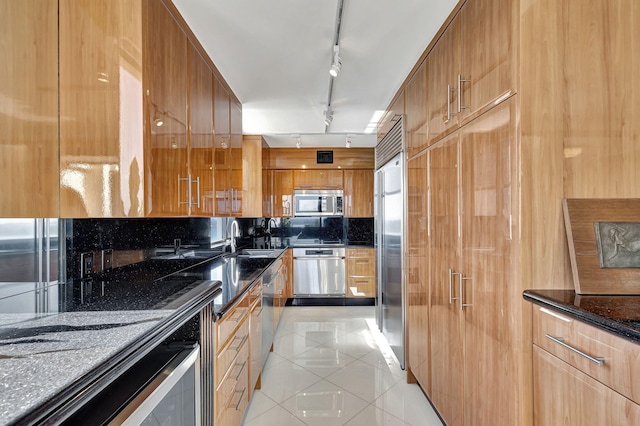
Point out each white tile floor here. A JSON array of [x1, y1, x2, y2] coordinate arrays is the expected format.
[[242, 306, 443, 426]]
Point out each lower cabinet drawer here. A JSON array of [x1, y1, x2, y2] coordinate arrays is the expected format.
[[533, 345, 640, 425], [346, 257, 375, 276], [346, 277, 375, 297], [216, 316, 249, 388], [533, 305, 640, 402], [217, 356, 250, 426]]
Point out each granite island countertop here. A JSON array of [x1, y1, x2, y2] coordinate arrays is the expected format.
[[523, 289, 640, 344], [0, 248, 285, 425]]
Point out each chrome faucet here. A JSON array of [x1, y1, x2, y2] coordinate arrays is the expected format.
[[229, 219, 239, 253], [266, 218, 277, 249]]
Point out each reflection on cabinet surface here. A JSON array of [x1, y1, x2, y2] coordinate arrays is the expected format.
[[59, 0, 143, 218], [377, 92, 404, 145], [213, 76, 231, 216], [343, 170, 373, 218]]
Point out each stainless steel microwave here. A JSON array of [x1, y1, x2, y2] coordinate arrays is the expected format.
[[294, 190, 343, 216]]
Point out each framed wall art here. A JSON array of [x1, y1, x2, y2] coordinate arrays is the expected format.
[[563, 198, 640, 294]]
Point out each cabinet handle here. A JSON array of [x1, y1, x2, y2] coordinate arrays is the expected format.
[[229, 334, 247, 352], [448, 268, 460, 304], [232, 360, 247, 380], [545, 335, 605, 366], [231, 388, 246, 410], [192, 176, 201, 208], [446, 84, 452, 122], [177, 175, 190, 205], [355, 260, 369, 264], [457, 74, 470, 113], [299, 185, 312, 189], [459, 273, 472, 310]]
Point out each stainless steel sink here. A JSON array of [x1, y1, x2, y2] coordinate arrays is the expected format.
[[233, 249, 282, 259], [153, 249, 223, 260]]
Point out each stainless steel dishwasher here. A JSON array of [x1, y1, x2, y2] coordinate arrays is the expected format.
[[293, 247, 346, 296]]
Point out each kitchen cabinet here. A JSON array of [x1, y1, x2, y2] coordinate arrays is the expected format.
[[187, 40, 214, 216], [459, 0, 516, 123], [262, 147, 273, 217], [427, 0, 515, 145], [248, 279, 263, 396], [377, 92, 405, 146], [144, 0, 188, 217], [427, 99, 517, 426], [532, 305, 640, 425], [215, 289, 250, 426], [59, 0, 144, 218], [343, 170, 374, 218], [283, 248, 293, 298], [241, 135, 263, 218], [345, 248, 375, 297], [214, 76, 231, 216], [1, 0, 58, 217], [406, 150, 429, 390], [230, 98, 243, 216], [273, 170, 293, 217], [426, 14, 461, 145], [293, 169, 343, 190], [405, 60, 429, 157]]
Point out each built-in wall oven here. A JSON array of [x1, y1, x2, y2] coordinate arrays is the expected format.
[[293, 247, 345, 296], [293, 190, 343, 217]]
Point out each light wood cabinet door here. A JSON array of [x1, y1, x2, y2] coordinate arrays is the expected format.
[[406, 150, 430, 391], [405, 60, 429, 157], [460, 98, 518, 425], [343, 170, 374, 217], [2, 0, 58, 217], [427, 15, 461, 145], [188, 40, 214, 216], [377, 92, 405, 145], [273, 170, 293, 217], [346, 248, 375, 297], [459, 0, 516, 122], [144, 0, 188, 217], [230, 98, 243, 216], [428, 131, 463, 426], [213, 76, 231, 216], [293, 169, 343, 189], [60, 0, 145, 218], [533, 345, 640, 426]]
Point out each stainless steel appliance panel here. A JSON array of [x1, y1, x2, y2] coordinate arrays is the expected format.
[[293, 248, 345, 296], [293, 190, 343, 216], [375, 153, 405, 369]]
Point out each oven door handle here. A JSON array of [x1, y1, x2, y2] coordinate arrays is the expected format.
[[111, 344, 200, 425]]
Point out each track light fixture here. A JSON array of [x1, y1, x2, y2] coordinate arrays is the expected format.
[[153, 111, 164, 127], [345, 135, 353, 148], [291, 134, 302, 149], [329, 45, 341, 77], [324, 110, 333, 126]]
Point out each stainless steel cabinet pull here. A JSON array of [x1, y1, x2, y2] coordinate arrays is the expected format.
[[229, 334, 247, 352], [457, 74, 470, 113], [192, 176, 201, 208], [545, 335, 605, 366], [232, 361, 247, 380], [231, 388, 246, 410], [446, 85, 452, 121], [448, 269, 460, 304], [177, 175, 190, 205], [459, 274, 472, 310]]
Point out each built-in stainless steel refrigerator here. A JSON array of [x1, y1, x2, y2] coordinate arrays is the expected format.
[[375, 152, 405, 368]]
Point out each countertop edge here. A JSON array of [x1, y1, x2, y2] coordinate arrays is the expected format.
[[523, 290, 640, 344], [18, 281, 222, 425]]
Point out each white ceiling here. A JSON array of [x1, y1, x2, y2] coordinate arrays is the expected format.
[[172, 0, 458, 148]]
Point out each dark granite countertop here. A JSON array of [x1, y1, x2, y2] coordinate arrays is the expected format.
[[523, 289, 640, 344], [0, 248, 284, 425]]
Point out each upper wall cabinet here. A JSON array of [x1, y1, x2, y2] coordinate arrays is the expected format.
[[1, 0, 59, 217], [343, 170, 374, 218], [144, 0, 188, 217], [377, 93, 405, 145], [405, 60, 429, 157], [59, 0, 147, 218], [459, 0, 516, 123], [187, 41, 214, 216], [293, 170, 343, 190], [213, 77, 231, 216]]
